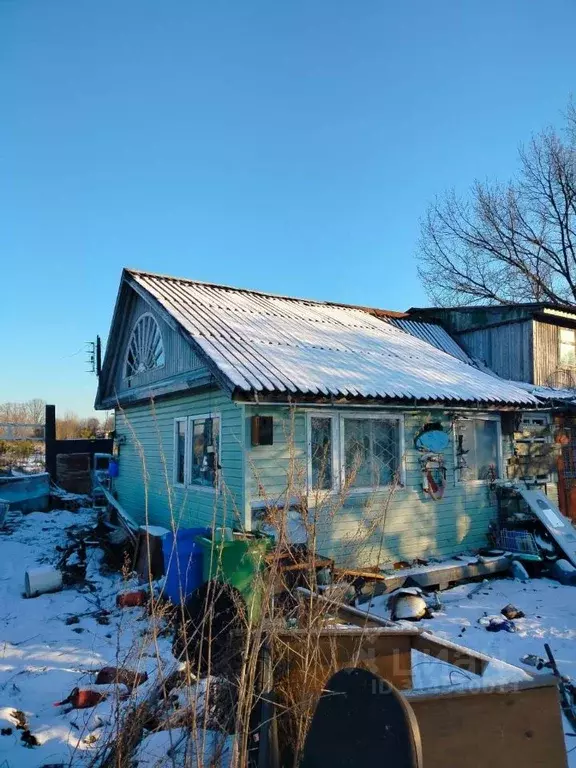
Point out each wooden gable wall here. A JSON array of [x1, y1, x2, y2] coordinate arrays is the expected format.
[[97, 284, 210, 407]]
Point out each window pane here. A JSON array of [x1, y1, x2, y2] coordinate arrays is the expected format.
[[560, 342, 576, 367], [475, 419, 498, 481], [175, 421, 186, 484], [190, 416, 220, 487], [311, 417, 333, 490], [343, 419, 371, 488], [372, 419, 398, 486], [456, 418, 499, 481], [455, 420, 475, 481]]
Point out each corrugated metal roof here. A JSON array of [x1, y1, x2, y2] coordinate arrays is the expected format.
[[385, 318, 474, 365], [127, 269, 537, 406]]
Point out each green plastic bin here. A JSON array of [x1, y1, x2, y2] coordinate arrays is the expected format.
[[197, 532, 272, 621]]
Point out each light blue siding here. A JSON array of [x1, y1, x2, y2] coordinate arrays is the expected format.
[[114, 389, 245, 532], [246, 405, 503, 568]]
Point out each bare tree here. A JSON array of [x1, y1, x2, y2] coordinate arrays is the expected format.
[[417, 102, 576, 306]]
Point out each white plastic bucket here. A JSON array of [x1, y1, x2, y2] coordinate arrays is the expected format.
[[25, 565, 63, 598]]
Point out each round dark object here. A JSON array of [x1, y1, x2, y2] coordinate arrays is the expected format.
[[301, 667, 422, 767]]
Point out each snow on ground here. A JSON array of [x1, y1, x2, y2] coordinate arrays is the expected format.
[[369, 575, 576, 765], [0, 504, 176, 768]]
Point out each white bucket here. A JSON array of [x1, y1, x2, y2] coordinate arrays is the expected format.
[[25, 565, 63, 598]]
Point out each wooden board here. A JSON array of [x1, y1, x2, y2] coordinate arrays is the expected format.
[[297, 588, 492, 677], [518, 487, 576, 567], [275, 629, 414, 692], [407, 677, 567, 768]]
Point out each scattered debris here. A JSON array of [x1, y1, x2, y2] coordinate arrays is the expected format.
[[510, 560, 530, 582], [116, 589, 148, 608], [11, 709, 39, 748], [388, 588, 433, 621], [478, 615, 516, 633], [95, 666, 149, 690], [501, 603, 525, 620], [549, 559, 576, 586], [520, 654, 552, 671], [54, 684, 130, 710], [24, 564, 63, 597]]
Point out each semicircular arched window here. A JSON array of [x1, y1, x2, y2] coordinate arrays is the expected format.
[[124, 313, 165, 378]]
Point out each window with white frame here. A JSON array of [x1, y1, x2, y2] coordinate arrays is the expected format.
[[559, 327, 576, 368], [173, 414, 220, 489], [455, 417, 500, 482], [308, 413, 402, 492], [173, 419, 187, 486]]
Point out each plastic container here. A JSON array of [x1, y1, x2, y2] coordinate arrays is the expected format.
[[162, 527, 211, 604], [108, 459, 119, 478], [25, 565, 63, 598], [197, 532, 272, 621]]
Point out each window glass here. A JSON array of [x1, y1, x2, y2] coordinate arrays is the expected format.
[[559, 327, 576, 367], [456, 418, 499, 481], [344, 418, 399, 488], [310, 417, 333, 490], [190, 416, 220, 487], [175, 420, 186, 485]]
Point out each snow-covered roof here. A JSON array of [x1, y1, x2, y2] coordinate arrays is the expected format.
[[127, 269, 538, 406], [384, 317, 474, 365]]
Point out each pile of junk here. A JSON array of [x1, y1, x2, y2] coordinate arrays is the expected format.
[[489, 480, 576, 584]]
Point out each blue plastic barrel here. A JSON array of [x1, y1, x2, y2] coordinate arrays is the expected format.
[[108, 459, 119, 478], [162, 527, 210, 604]]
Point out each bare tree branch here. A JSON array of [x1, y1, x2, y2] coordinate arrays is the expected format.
[[417, 102, 576, 306]]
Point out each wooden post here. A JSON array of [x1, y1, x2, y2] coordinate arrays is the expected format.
[[45, 404, 56, 480]]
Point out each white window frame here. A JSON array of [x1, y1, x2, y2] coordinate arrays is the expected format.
[[172, 412, 221, 493], [187, 412, 222, 494], [559, 327, 576, 369], [173, 417, 188, 487], [340, 412, 405, 494], [306, 412, 340, 495], [306, 411, 405, 495], [454, 414, 502, 485]]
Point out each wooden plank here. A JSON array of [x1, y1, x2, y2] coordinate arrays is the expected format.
[[407, 677, 567, 768], [297, 588, 493, 676]]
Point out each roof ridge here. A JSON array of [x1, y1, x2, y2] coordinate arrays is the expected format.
[[125, 267, 407, 318]]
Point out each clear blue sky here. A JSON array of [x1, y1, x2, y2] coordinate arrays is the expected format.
[[1, 0, 575, 417]]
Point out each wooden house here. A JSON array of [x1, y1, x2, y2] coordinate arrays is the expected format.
[[410, 303, 576, 389], [411, 303, 576, 521], [95, 269, 538, 568]]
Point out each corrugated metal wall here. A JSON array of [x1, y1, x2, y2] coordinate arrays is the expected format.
[[456, 321, 534, 383]]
